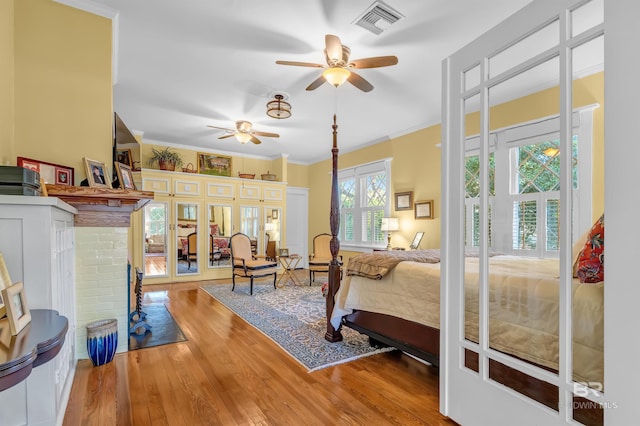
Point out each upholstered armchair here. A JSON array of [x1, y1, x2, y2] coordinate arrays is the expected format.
[[308, 233, 342, 283], [230, 232, 278, 295]]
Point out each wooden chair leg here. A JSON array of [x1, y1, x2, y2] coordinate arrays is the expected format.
[[250, 276, 254, 295], [232, 274, 236, 291], [273, 272, 277, 289]]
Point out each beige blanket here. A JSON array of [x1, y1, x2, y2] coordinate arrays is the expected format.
[[346, 249, 441, 279]]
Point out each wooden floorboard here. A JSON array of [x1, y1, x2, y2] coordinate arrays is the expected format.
[[63, 273, 457, 425]]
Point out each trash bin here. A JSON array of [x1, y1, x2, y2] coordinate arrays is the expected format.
[[86, 318, 118, 366]]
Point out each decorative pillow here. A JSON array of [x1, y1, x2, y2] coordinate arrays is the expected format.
[[575, 214, 604, 283]]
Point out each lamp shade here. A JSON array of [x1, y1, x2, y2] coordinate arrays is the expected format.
[[381, 217, 399, 232], [235, 132, 252, 144], [266, 94, 291, 119], [322, 67, 351, 87]]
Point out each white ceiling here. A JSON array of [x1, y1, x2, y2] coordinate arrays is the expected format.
[[87, 0, 535, 164]]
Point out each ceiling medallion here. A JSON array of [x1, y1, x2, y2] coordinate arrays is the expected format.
[[266, 94, 292, 119]]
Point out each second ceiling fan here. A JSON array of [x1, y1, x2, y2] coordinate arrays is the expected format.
[[207, 120, 279, 145], [276, 34, 398, 92]]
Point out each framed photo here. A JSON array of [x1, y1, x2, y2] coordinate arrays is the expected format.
[[197, 153, 232, 177], [410, 232, 425, 250], [2, 282, 31, 335], [395, 191, 413, 211], [17, 157, 74, 185], [83, 158, 112, 188], [415, 200, 434, 219], [278, 248, 289, 257], [115, 148, 133, 168], [272, 209, 279, 220], [114, 162, 136, 190]]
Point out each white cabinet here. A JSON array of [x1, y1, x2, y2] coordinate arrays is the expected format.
[[0, 196, 76, 426]]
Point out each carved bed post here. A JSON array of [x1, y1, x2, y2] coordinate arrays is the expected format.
[[325, 114, 343, 342]]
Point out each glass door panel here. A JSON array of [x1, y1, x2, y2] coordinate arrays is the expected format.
[[208, 204, 232, 268], [143, 202, 168, 277], [176, 202, 198, 275]]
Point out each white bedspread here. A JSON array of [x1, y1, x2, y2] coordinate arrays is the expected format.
[[331, 255, 604, 384]]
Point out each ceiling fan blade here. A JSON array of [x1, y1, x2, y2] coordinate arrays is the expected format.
[[275, 60, 324, 68], [347, 71, 374, 92], [250, 135, 262, 144], [252, 131, 280, 138], [349, 56, 398, 69], [306, 75, 326, 91], [218, 134, 236, 140], [325, 34, 342, 62], [207, 125, 234, 132]]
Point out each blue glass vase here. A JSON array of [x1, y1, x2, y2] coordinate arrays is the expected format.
[[86, 319, 118, 367]]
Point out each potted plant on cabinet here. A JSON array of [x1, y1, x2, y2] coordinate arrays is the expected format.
[[148, 147, 183, 171]]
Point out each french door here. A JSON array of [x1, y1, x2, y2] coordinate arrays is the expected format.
[[441, 0, 605, 424]]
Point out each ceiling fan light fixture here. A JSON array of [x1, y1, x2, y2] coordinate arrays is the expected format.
[[323, 67, 351, 87], [235, 132, 252, 144], [266, 94, 292, 119]]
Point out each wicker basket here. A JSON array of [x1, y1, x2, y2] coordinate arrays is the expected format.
[[182, 163, 197, 173], [261, 171, 277, 181], [238, 173, 255, 179]]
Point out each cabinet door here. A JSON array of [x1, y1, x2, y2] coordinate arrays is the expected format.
[[207, 203, 233, 268], [206, 181, 235, 199], [142, 176, 171, 194], [175, 202, 199, 275], [174, 178, 201, 197], [262, 185, 284, 202], [238, 184, 261, 201]]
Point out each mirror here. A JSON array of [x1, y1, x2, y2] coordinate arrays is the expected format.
[[176, 202, 198, 274], [143, 202, 168, 277], [240, 206, 260, 256], [208, 204, 232, 268]]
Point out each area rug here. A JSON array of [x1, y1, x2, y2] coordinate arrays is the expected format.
[[129, 303, 187, 350], [201, 280, 394, 372]]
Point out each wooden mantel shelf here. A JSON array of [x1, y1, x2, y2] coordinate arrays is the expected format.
[[45, 185, 154, 227]]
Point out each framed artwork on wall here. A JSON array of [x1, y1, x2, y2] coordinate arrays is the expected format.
[[414, 200, 434, 219], [197, 153, 232, 177], [394, 191, 413, 211]]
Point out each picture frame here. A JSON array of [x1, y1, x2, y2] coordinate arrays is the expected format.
[[17, 156, 74, 186], [278, 248, 289, 257], [2, 282, 31, 335], [115, 148, 133, 168], [114, 161, 136, 190], [272, 209, 279, 220], [395, 191, 413, 211], [83, 158, 112, 188], [410, 232, 425, 250], [197, 152, 232, 177], [414, 200, 434, 219]]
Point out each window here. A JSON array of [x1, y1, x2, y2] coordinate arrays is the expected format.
[[338, 159, 391, 250], [464, 109, 593, 257]]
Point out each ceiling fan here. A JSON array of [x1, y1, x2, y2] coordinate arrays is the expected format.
[[206, 120, 279, 144], [276, 34, 398, 92]]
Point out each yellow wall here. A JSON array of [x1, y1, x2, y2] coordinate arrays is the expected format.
[[0, 0, 14, 166], [12, 0, 112, 183], [286, 162, 309, 188], [308, 72, 604, 256]]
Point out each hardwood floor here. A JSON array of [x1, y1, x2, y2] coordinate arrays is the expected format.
[[63, 273, 457, 425]]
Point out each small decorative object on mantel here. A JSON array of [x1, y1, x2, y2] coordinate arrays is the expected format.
[[17, 157, 74, 186], [182, 162, 197, 173], [148, 147, 183, 171], [238, 173, 255, 179], [261, 171, 277, 181], [114, 162, 136, 190], [2, 281, 31, 335]]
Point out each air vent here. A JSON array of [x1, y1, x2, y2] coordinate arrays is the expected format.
[[353, 1, 404, 35]]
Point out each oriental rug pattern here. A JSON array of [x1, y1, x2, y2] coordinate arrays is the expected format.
[[200, 280, 393, 372]]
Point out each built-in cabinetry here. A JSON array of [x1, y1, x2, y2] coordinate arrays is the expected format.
[[0, 196, 76, 426], [137, 169, 286, 283]]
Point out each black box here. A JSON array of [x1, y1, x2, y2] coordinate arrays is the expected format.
[[0, 185, 41, 196]]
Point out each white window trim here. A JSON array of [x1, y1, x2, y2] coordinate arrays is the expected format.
[[338, 158, 392, 251]]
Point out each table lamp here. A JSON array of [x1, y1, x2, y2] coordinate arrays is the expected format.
[[381, 218, 399, 250]]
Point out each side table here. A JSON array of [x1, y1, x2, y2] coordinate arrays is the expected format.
[[276, 255, 303, 287]]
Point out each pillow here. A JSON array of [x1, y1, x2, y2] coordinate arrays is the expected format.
[[575, 214, 604, 283], [572, 228, 591, 278]]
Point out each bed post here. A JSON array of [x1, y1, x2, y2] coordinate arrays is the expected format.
[[325, 114, 343, 342]]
